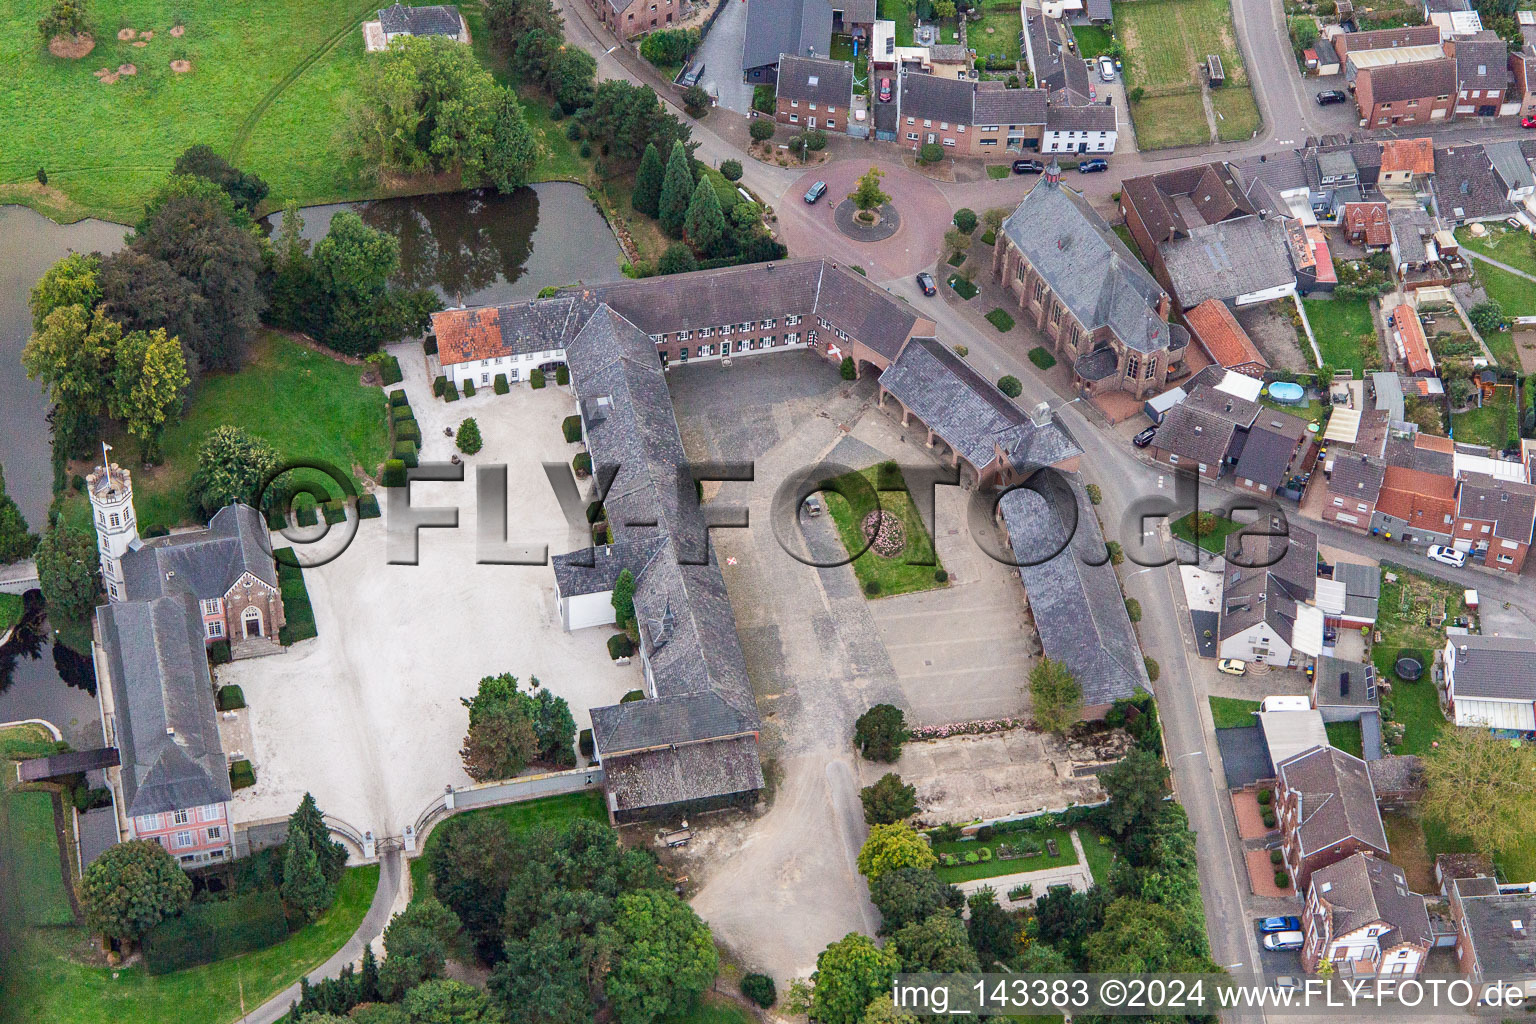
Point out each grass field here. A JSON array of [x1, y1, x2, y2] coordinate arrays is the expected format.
[[1127, 93, 1209, 149], [411, 790, 608, 899], [823, 464, 948, 598], [1325, 720, 1363, 758], [1211, 87, 1260, 141], [1, 723, 75, 929], [1072, 24, 1115, 56], [876, 0, 917, 46], [1470, 257, 1536, 319], [1455, 226, 1536, 278], [1451, 389, 1518, 450], [1370, 567, 1464, 755], [1116, 0, 1256, 149], [665, 995, 755, 1024], [1208, 696, 1260, 729], [1079, 829, 1117, 887], [4, 865, 378, 1024], [1303, 296, 1378, 377], [63, 332, 388, 535], [1171, 511, 1243, 555], [931, 827, 1079, 884]]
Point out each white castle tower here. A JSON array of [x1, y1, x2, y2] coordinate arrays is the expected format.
[[87, 443, 140, 603]]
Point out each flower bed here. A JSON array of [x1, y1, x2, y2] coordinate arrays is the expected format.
[[860, 509, 906, 557], [909, 716, 1029, 741]]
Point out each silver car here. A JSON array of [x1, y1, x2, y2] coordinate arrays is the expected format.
[[1098, 55, 1116, 82]]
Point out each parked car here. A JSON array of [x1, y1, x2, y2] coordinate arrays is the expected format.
[[1258, 916, 1303, 934], [1012, 159, 1045, 174], [916, 271, 937, 296], [1273, 976, 1301, 992], [1316, 89, 1348, 106], [801, 495, 823, 517], [1078, 158, 1109, 173], [1427, 545, 1467, 568], [681, 62, 705, 87], [1098, 55, 1116, 81], [1523, 115, 1536, 129], [879, 77, 893, 102], [1217, 659, 1247, 676], [1263, 931, 1305, 952], [1132, 426, 1157, 448], [804, 181, 828, 204]]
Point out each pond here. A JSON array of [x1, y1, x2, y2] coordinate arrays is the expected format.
[[0, 182, 621, 729], [0, 592, 100, 750]]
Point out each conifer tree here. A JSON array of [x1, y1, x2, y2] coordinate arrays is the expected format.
[[632, 142, 665, 219], [657, 141, 694, 238], [683, 176, 725, 255]]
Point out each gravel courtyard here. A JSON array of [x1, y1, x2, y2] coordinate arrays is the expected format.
[[221, 348, 640, 842]]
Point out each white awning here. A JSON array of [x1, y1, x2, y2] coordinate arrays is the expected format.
[[1315, 578, 1347, 616], [1292, 603, 1326, 658], [1323, 407, 1361, 444]]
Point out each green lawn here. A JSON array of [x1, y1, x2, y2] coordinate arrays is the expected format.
[[931, 827, 1079, 884], [1208, 696, 1260, 730], [1482, 329, 1520, 369], [411, 790, 608, 899], [5, 865, 378, 1024], [1394, 808, 1536, 888], [1211, 87, 1260, 142], [3, 790, 75, 927], [1072, 24, 1115, 56], [66, 331, 388, 535], [1078, 828, 1118, 887], [829, 34, 870, 95], [664, 995, 756, 1024], [1303, 296, 1378, 377], [1127, 93, 1209, 150], [1470, 257, 1536, 319], [1117, 0, 1254, 149], [1112, 224, 1154, 272], [0, 592, 24, 634], [985, 308, 1016, 332], [1451, 390, 1518, 450], [948, 274, 978, 299], [1455, 225, 1536, 278], [986, 164, 1010, 179], [1371, 567, 1466, 755], [822, 464, 948, 599], [1171, 511, 1243, 554], [971, 3, 1023, 66], [876, 0, 916, 45], [1324, 720, 1363, 758]]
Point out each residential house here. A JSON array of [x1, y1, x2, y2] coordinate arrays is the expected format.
[[1333, 25, 1443, 56], [742, 0, 833, 84], [1389, 304, 1436, 376], [1119, 162, 1256, 277], [1388, 205, 1439, 273], [1024, 9, 1094, 105], [1275, 744, 1390, 892], [1302, 144, 1372, 218], [364, 3, 469, 50], [993, 166, 1189, 399], [1303, 853, 1434, 976], [1293, 222, 1339, 294], [1183, 298, 1268, 377], [591, 0, 680, 39], [1232, 149, 1313, 224], [1041, 104, 1118, 155], [1384, 429, 1456, 475], [1218, 521, 1320, 667], [998, 481, 1149, 719], [774, 54, 854, 133], [1433, 145, 1517, 223], [1452, 471, 1536, 571], [894, 72, 1050, 155], [1325, 455, 1386, 530], [1344, 202, 1393, 249], [1486, 140, 1536, 203], [1452, 31, 1512, 117], [830, 0, 875, 36], [1448, 876, 1536, 997], [1311, 656, 1379, 721], [1317, 561, 1380, 629], [1511, 45, 1536, 120], [1232, 410, 1311, 497], [1353, 58, 1458, 128], [1444, 634, 1536, 733], [1378, 138, 1437, 189], [1150, 403, 1240, 478], [1371, 464, 1458, 546]]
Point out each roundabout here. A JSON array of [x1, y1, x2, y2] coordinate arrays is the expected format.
[[833, 198, 901, 242]]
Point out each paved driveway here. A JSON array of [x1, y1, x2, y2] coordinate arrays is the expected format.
[[221, 347, 642, 841], [693, 0, 754, 114]]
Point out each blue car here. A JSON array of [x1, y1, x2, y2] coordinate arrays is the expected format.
[[1258, 916, 1302, 934]]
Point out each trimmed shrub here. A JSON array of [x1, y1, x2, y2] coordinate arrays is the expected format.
[[323, 500, 347, 525], [142, 891, 288, 974], [493, 373, 509, 395], [444, 380, 460, 402], [607, 634, 634, 660], [208, 640, 232, 666], [1270, 849, 1284, 865], [556, 365, 569, 386], [620, 688, 646, 703], [217, 685, 246, 711], [1257, 789, 1273, 805], [919, 143, 944, 164], [741, 974, 777, 1009], [934, 568, 948, 583], [978, 846, 993, 861], [229, 759, 257, 791], [1028, 348, 1056, 372], [1262, 809, 1276, 828], [985, 308, 1016, 332], [840, 356, 856, 380], [579, 728, 594, 758], [1143, 655, 1159, 682], [864, 579, 881, 596], [720, 159, 743, 181], [573, 452, 592, 476], [375, 354, 403, 386], [996, 375, 1023, 398], [586, 500, 606, 524], [357, 493, 381, 519], [531, 368, 547, 389], [423, 335, 438, 355], [433, 375, 446, 397], [463, 379, 476, 397], [750, 118, 775, 141], [389, 390, 409, 407], [296, 503, 318, 528], [392, 403, 414, 423], [394, 419, 420, 443], [1274, 870, 1290, 888], [382, 459, 408, 488], [953, 208, 978, 234], [563, 415, 583, 442], [394, 440, 419, 469], [964, 851, 979, 864]]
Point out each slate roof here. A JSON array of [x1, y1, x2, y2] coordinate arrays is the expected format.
[[1160, 216, 1298, 309], [1001, 175, 1177, 355], [551, 538, 665, 598], [1311, 853, 1433, 948], [1383, 432, 1456, 475], [1085, 0, 1113, 20], [377, 2, 464, 35], [928, 43, 968, 62], [776, 54, 855, 107], [1181, 381, 1261, 427], [1041, 103, 1114, 132], [433, 297, 577, 366], [601, 734, 764, 811], [1388, 205, 1435, 263], [999, 482, 1148, 707], [1434, 144, 1517, 222], [898, 70, 976, 124], [1276, 745, 1388, 858], [1234, 412, 1309, 492], [1329, 454, 1386, 505], [1455, 471, 1536, 543], [97, 594, 231, 817], [1455, 31, 1512, 94], [879, 337, 1082, 473], [1487, 140, 1536, 194], [1120, 163, 1256, 244], [1220, 521, 1318, 644], [1453, 881, 1536, 979], [1448, 634, 1536, 701], [1233, 150, 1311, 197], [836, 0, 876, 23], [742, 0, 834, 71], [973, 84, 1048, 126], [121, 503, 277, 602], [1361, 58, 1457, 103], [1335, 24, 1443, 52], [1153, 402, 1239, 467], [1185, 298, 1267, 371]]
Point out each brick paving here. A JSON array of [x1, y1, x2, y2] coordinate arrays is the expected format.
[[1231, 789, 1271, 840], [1245, 847, 1295, 898]]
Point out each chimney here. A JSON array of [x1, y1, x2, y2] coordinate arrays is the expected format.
[[166, 726, 176, 736]]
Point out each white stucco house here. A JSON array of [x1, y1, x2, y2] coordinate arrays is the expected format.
[[1041, 106, 1119, 155], [1444, 634, 1536, 734], [1303, 853, 1434, 977]]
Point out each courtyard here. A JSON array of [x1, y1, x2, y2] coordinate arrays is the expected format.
[[219, 344, 641, 843]]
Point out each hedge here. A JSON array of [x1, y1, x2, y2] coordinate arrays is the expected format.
[[433, 375, 447, 397], [464, 379, 476, 397], [563, 415, 584, 443], [742, 974, 777, 1009], [494, 373, 509, 395], [394, 419, 420, 443], [531, 368, 546, 389], [296, 503, 318, 528], [579, 728, 594, 758], [423, 335, 438, 355], [573, 452, 592, 476], [382, 459, 407, 488], [216, 685, 246, 711], [392, 403, 414, 422], [986, 309, 1016, 332], [276, 553, 318, 645], [208, 640, 231, 666], [444, 380, 460, 402], [620, 687, 645, 702], [608, 635, 635, 660], [1028, 346, 1057, 370], [357, 493, 381, 520], [229, 759, 257, 791], [394, 440, 419, 469], [375, 354, 403, 387], [389, 390, 409, 407], [556, 365, 569, 386], [142, 891, 288, 974], [323, 500, 347, 526]]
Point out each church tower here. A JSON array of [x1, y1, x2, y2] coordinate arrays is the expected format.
[[87, 447, 139, 603]]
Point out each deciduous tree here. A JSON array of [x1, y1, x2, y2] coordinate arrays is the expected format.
[[849, 167, 891, 212], [310, 210, 435, 356], [29, 251, 100, 332], [891, 909, 979, 972], [108, 327, 189, 463], [548, 46, 597, 113], [1422, 729, 1536, 856], [97, 248, 205, 362], [811, 933, 901, 1024], [461, 701, 539, 780], [1028, 657, 1082, 735], [402, 979, 505, 1023], [869, 866, 963, 935], [188, 425, 281, 519], [173, 144, 270, 216], [857, 823, 936, 881], [22, 304, 119, 423], [79, 839, 191, 944], [1100, 748, 1169, 838], [605, 889, 719, 1024], [38, 0, 90, 42]]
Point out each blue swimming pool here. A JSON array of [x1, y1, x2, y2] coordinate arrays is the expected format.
[[1267, 381, 1305, 404]]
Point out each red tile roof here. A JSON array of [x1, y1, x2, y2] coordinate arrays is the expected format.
[[1390, 304, 1433, 375], [1376, 465, 1457, 524], [436, 306, 511, 364], [1379, 138, 1435, 177], [1183, 298, 1267, 372], [1306, 226, 1337, 285], [1343, 202, 1392, 247]]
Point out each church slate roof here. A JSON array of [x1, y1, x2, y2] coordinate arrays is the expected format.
[[121, 503, 277, 602], [1001, 175, 1175, 355], [97, 594, 231, 817]]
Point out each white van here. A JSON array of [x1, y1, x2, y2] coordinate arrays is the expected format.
[[1263, 930, 1305, 952], [1260, 696, 1312, 713]]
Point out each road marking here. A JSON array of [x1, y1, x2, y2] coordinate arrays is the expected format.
[[1180, 749, 1206, 760], [606, 45, 617, 53], [1227, 962, 1245, 968]]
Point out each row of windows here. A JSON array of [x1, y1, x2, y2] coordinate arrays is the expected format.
[[786, 114, 837, 129], [170, 826, 223, 848], [661, 334, 805, 364], [785, 100, 838, 113], [652, 317, 799, 346], [479, 350, 557, 367]]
